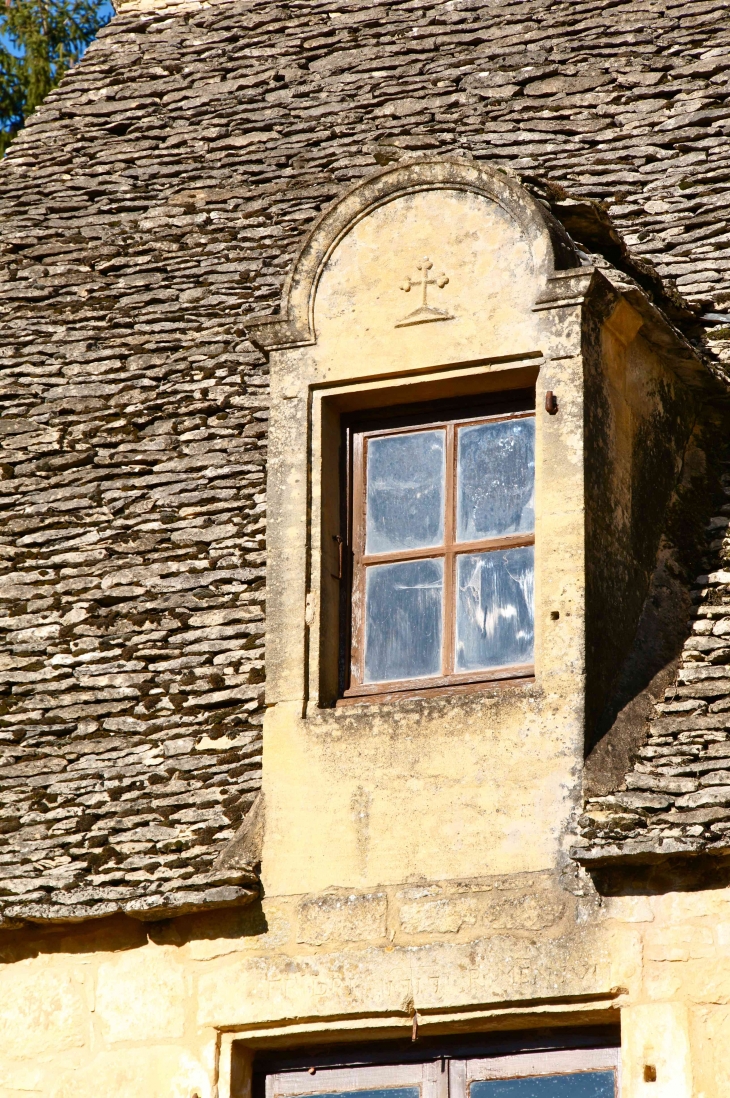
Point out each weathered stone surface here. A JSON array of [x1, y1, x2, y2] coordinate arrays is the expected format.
[[296, 890, 388, 945], [397, 882, 567, 936], [576, 462, 730, 863], [196, 924, 610, 1029]]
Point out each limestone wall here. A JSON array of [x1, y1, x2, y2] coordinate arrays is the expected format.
[[0, 878, 728, 1098]]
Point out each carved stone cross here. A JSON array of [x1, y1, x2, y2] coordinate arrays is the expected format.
[[396, 256, 453, 328]]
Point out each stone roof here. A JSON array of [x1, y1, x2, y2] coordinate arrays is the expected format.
[[2, 0, 730, 924]]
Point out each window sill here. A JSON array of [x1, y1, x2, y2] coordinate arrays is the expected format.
[[336, 666, 534, 707]]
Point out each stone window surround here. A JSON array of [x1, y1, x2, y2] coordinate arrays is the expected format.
[[246, 155, 714, 719], [305, 363, 544, 711], [247, 156, 577, 714]]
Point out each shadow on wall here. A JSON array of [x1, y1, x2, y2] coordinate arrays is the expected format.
[[0, 901, 269, 965], [584, 421, 728, 797], [590, 855, 730, 896]]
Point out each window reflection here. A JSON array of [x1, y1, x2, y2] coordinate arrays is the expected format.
[[364, 558, 444, 683], [457, 418, 535, 542], [456, 546, 534, 671], [366, 430, 445, 554]]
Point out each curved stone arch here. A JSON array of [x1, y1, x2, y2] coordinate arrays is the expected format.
[[247, 156, 576, 352]]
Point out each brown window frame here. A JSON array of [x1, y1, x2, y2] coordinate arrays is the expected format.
[[339, 391, 536, 703], [261, 1044, 620, 1098]]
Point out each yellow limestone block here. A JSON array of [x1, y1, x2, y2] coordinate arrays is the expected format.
[[0, 963, 87, 1058], [96, 946, 186, 1043], [48, 1047, 211, 1098], [621, 1002, 692, 1098]]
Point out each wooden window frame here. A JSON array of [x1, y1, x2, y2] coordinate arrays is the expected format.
[[339, 392, 536, 703], [268, 1060, 439, 1098], [458, 1049, 619, 1094], [264, 1047, 619, 1098]]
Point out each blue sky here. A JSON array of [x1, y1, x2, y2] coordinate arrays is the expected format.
[[0, 0, 114, 59]]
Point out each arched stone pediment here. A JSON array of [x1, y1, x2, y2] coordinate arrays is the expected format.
[[247, 157, 577, 376]]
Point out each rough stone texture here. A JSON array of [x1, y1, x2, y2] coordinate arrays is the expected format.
[[3, 0, 730, 917], [573, 467, 730, 863], [296, 890, 388, 945]]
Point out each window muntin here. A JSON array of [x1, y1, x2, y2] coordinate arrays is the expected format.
[[347, 404, 536, 697]]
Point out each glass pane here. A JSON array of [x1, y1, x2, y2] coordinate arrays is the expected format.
[[366, 430, 445, 554], [364, 558, 443, 683], [456, 546, 534, 671], [471, 1072, 615, 1098], [457, 417, 535, 542]]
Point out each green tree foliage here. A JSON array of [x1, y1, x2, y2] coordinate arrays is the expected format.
[[0, 0, 110, 153]]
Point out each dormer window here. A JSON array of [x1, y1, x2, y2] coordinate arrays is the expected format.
[[343, 391, 536, 700]]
